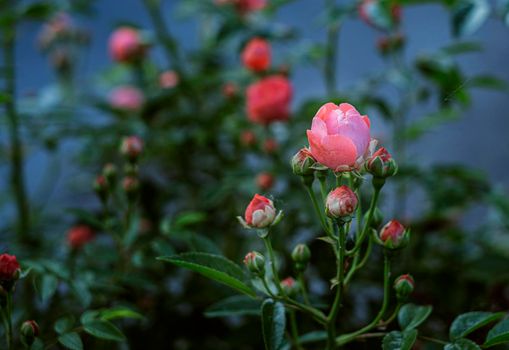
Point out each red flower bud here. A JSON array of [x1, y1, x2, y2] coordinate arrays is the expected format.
[[120, 136, 144, 161], [234, 0, 267, 15], [246, 75, 292, 125], [242, 194, 277, 229], [365, 147, 398, 178], [241, 37, 271, 72], [0, 254, 20, 282], [109, 27, 148, 63], [263, 138, 278, 154], [223, 82, 238, 98], [159, 70, 179, 89], [326, 186, 358, 219], [240, 130, 256, 147], [379, 220, 409, 249], [281, 277, 297, 296], [256, 172, 274, 191], [20, 320, 39, 347], [67, 225, 95, 249], [243, 251, 265, 275], [394, 274, 415, 300], [291, 147, 316, 176]]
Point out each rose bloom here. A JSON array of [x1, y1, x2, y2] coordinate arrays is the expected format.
[[0, 254, 20, 281], [241, 38, 271, 72], [67, 225, 95, 249], [244, 194, 276, 228], [109, 86, 144, 112], [246, 75, 292, 124], [307, 102, 373, 172], [159, 70, 179, 89], [109, 27, 146, 63]]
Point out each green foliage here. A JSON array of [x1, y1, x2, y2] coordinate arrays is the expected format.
[[398, 304, 433, 331], [449, 312, 505, 340], [261, 299, 286, 350], [382, 330, 418, 350]]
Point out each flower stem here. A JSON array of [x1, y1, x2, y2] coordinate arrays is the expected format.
[[347, 187, 380, 256], [305, 183, 330, 235], [263, 237, 284, 295], [298, 273, 311, 306]]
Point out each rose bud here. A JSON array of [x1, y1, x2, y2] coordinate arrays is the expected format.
[[123, 176, 140, 201], [223, 82, 238, 98], [240, 130, 256, 147], [120, 136, 144, 162], [365, 147, 398, 179], [234, 0, 267, 15], [20, 320, 39, 347], [243, 251, 265, 276], [280, 277, 298, 296], [67, 225, 95, 249], [102, 163, 118, 185], [377, 220, 409, 250], [109, 86, 144, 112], [291, 244, 311, 272], [325, 186, 358, 220], [394, 274, 415, 301], [109, 26, 148, 63], [256, 172, 274, 191], [307, 102, 376, 172], [241, 37, 271, 72], [238, 194, 282, 231], [159, 70, 179, 89], [291, 147, 316, 177], [0, 254, 21, 291], [93, 175, 108, 203], [246, 75, 292, 125], [263, 139, 278, 154]]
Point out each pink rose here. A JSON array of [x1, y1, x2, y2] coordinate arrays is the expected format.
[[246, 75, 292, 125], [67, 225, 94, 249], [109, 27, 147, 63], [244, 194, 276, 228], [109, 86, 144, 112], [307, 102, 373, 172], [241, 38, 271, 72]]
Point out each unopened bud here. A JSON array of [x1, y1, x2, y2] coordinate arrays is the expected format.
[[365, 147, 398, 180], [239, 194, 280, 230], [394, 274, 414, 301], [326, 186, 358, 221], [256, 172, 274, 191], [291, 244, 311, 272], [20, 320, 39, 347], [243, 251, 265, 276], [93, 175, 108, 203], [280, 277, 298, 296], [102, 163, 117, 185], [263, 139, 278, 154], [123, 176, 139, 201], [120, 136, 143, 162], [291, 148, 316, 177], [377, 220, 409, 250]]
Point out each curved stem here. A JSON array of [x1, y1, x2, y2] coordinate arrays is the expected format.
[[380, 303, 401, 327], [298, 273, 311, 306], [347, 187, 380, 256], [260, 276, 276, 298], [345, 236, 373, 285], [305, 184, 330, 235], [263, 237, 284, 295], [336, 254, 391, 346]]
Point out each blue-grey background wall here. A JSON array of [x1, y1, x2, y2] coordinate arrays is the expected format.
[[7, 0, 509, 221]]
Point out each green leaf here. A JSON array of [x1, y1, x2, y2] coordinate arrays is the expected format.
[[441, 41, 483, 55], [261, 299, 286, 350], [100, 307, 144, 321], [444, 339, 481, 349], [20, 2, 55, 20], [54, 316, 75, 334], [83, 320, 126, 342], [80, 310, 100, 325], [204, 295, 261, 318], [58, 332, 83, 350], [30, 338, 44, 350], [71, 280, 92, 307], [34, 274, 58, 302], [382, 330, 418, 350], [469, 75, 509, 91], [450, 312, 505, 340], [298, 331, 327, 343], [484, 317, 509, 347], [452, 0, 490, 37], [157, 253, 256, 297], [398, 304, 433, 330]]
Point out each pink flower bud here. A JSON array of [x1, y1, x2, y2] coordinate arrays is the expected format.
[[241, 37, 271, 72], [291, 147, 316, 176], [223, 82, 238, 98], [394, 274, 415, 300], [109, 27, 147, 63], [256, 172, 274, 191], [244, 194, 276, 228], [326, 186, 358, 219], [0, 254, 20, 282], [281, 277, 297, 296], [159, 70, 179, 89], [123, 176, 140, 196], [243, 251, 265, 275], [120, 136, 144, 161], [240, 130, 257, 147], [246, 75, 292, 125], [379, 220, 409, 249], [307, 102, 372, 172], [365, 147, 398, 178], [109, 86, 144, 112], [20, 320, 39, 347], [67, 225, 95, 249]]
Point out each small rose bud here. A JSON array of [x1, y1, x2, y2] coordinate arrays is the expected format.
[[240, 130, 256, 147], [326, 186, 358, 220], [280, 277, 298, 296], [159, 70, 179, 89], [241, 37, 271, 72], [364, 207, 383, 230], [291, 244, 311, 272], [123, 176, 140, 201], [239, 194, 279, 230], [0, 254, 21, 293], [365, 147, 398, 179], [93, 175, 108, 202], [378, 220, 409, 250], [109, 27, 148, 63], [291, 147, 316, 177], [120, 136, 143, 162], [243, 251, 265, 276], [109, 86, 144, 112], [394, 274, 414, 301], [67, 225, 95, 249], [102, 163, 118, 185], [20, 320, 39, 347], [263, 139, 278, 154], [256, 172, 274, 191], [223, 82, 238, 98]]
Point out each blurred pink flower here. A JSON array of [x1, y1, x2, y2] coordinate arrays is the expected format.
[[307, 102, 373, 171], [67, 225, 95, 249], [159, 70, 179, 89], [109, 86, 144, 112], [241, 37, 271, 72], [109, 27, 147, 63], [246, 75, 292, 125]]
